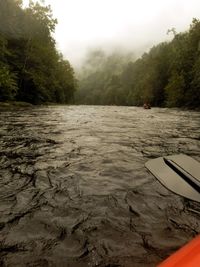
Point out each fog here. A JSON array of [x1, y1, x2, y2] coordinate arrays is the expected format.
[[24, 0, 200, 67]]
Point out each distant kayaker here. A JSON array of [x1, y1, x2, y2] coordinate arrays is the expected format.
[[143, 103, 151, 109]]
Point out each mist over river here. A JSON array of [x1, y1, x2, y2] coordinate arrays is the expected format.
[[0, 105, 200, 267]]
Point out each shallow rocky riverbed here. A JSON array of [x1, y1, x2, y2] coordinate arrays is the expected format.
[[0, 105, 200, 267]]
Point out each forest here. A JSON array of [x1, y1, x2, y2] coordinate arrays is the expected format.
[[0, 1, 200, 108], [0, 0, 76, 104], [76, 19, 200, 108]]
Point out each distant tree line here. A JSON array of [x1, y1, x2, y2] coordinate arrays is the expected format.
[[0, 0, 76, 104], [76, 19, 200, 108]]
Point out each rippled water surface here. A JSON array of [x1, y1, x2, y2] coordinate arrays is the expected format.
[[0, 105, 200, 267]]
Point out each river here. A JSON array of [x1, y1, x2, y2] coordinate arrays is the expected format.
[[0, 105, 200, 267]]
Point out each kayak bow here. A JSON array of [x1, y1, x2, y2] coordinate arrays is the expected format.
[[158, 235, 200, 267]]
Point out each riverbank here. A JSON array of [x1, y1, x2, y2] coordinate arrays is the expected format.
[[0, 101, 33, 108], [1, 101, 199, 112]]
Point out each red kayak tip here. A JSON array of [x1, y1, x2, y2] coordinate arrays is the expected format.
[[158, 235, 200, 267]]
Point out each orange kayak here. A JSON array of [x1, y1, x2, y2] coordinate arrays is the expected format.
[[158, 235, 200, 267]]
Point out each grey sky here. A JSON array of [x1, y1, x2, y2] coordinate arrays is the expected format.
[[24, 0, 200, 66]]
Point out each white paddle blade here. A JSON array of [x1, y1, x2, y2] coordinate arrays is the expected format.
[[145, 154, 200, 202]]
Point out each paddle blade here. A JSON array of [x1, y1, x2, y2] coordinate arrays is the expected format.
[[145, 154, 200, 202]]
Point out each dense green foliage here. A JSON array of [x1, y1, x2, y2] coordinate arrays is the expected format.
[[76, 19, 200, 108], [0, 0, 76, 104]]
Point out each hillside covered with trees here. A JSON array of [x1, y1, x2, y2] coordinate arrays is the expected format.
[[0, 0, 76, 104], [76, 19, 200, 108]]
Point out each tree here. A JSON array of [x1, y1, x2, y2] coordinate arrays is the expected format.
[[0, 0, 76, 104], [164, 73, 185, 107], [0, 65, 17, 100]]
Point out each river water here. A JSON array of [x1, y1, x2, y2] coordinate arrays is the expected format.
[[0, 105, 200, 267]]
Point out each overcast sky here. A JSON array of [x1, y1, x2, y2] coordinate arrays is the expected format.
[[24, 0, 200, 66]]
